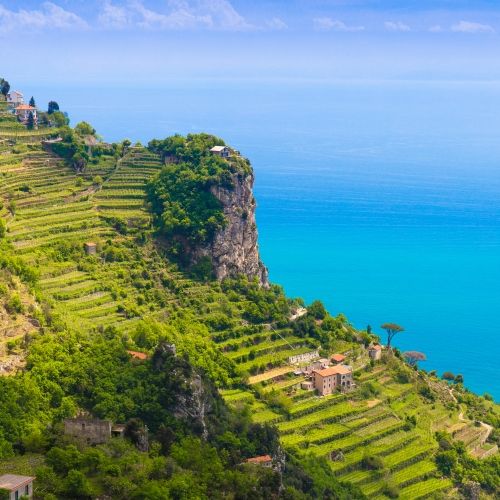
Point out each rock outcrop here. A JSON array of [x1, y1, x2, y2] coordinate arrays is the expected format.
[[192, 171, 269, 286]]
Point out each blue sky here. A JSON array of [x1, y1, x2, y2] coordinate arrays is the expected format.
[[1, 1, 500, 84]]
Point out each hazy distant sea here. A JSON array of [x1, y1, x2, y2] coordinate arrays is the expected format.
[[24, 79, 500, 399]]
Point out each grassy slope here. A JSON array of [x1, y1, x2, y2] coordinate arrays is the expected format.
[[0, 107, 497, 499]]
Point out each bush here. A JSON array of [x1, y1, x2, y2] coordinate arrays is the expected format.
[[361, 455, 384, 470]]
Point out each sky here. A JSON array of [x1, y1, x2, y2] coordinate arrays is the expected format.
[[1, 1, 500, 85]]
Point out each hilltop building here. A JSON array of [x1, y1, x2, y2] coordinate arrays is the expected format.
[[312, 365, 353, 396], [368, 344, 382, 361], [210, 145, 231, 158], [14, 105, 37, 126], [6, 90, 23, 106], [0, 474, 35, 499]]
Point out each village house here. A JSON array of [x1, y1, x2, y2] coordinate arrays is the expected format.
[[14, 105, 37, 125], [245, 455, 273, 468], [331, 353, 346, 364], [64, 417, 113, 445], [303, 357, 329, 374], [312, 365, 354, 396], [210, 145, 231, 158], [368, 344, 382, 361], [288, 350, 319, 365], [6, 90, 23, 106], [0, 474, 35, 499]]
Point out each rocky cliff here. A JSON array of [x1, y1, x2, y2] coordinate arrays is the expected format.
[[192, 171, 269, 287]]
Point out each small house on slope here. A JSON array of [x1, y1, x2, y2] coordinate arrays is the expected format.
[[6, 90, 24, 106], [0, 474, 35, 499], [312, 365, 354, 396], [245, 455, 273, 468], [368, 344, 382, 361], [210, 145, 231, 158], [14, 104, 37, 125]]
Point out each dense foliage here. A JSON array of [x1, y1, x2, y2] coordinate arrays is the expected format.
[[146, 134, 250, 246]]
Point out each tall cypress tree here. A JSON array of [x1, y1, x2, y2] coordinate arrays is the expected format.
[[27, 112, 35, 130]]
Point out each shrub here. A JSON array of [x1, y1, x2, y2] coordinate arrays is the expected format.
[[361, 455, 384, 470]]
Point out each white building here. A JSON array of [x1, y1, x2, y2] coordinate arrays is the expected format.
[[6, 90, 24, 106], [14, 105, 37, 125], [289, 350, 319, 365], [0, 474, 35, 499], [210, 145, 231, 158]]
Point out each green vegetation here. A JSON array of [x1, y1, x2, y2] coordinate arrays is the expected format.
[[0, 82, 498, 499]]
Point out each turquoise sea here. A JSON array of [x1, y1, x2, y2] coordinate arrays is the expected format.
[[23, 80, 500, 400]]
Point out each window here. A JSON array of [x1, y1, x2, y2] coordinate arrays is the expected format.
[[15, 490, 19, 500], [25, 484, 29, 495]]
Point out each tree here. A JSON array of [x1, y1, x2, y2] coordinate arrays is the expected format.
[[442, 372, 455, 381], [380, 323, 404, 348], [0, 219, 6, 238], [403, 351, 426, 367], [26, 112, 35, 130], [308, 300, 327, 320], [454, 374, 464, 384], [0, 78, 9, 97], [29, 96, 35, 107], [52, 111, 69, 127], [74, 121, 96, 137], [48, 101, 60, 114]]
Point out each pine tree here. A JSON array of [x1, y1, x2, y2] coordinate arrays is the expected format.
[[29, 96, 35, 107], [48, 101, 59, 114], [27, 112, 35, 130]]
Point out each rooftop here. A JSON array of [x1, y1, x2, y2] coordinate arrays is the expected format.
[[210, 145, 227, 152], [245, 454, 272, 464], [314, 365, 352, 377], [0, 474, 35, 491], [127, 350, 149, 360], [369, 344, 382, 351], [331, 353, 346, 362], [15, 105, 36, 111]]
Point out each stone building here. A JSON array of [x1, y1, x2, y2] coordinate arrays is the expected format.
[[288, 350, 319, 365], [64, 417, 112, 445], [368, 344, 382, 361]]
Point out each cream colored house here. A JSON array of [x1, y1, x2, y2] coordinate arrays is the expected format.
[[0, 474, 35, 499], [313, 365, 353, 396]]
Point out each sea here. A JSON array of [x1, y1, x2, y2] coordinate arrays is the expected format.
[[22, 79, 500, 400]]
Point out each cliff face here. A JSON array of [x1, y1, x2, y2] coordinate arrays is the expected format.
[[193, 171, 269, 286]]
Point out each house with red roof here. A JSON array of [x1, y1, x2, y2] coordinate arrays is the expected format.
[[14, 104, 37, 125], [331, 353, 346, 364], [368, 344, 383, 361], [245, 455, 273, 468], [312, 365, 353, 396]]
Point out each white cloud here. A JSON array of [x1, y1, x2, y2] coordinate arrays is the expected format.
[[0, 2, 88, 32], [451, 20, 495, 34], [128, 0, 252, 31], [265, 17, 287, 31], [98, 1, 130, 29], [313, 17, 364, 32], [384, 21, 411, 32], [429, 25, 443, 33]]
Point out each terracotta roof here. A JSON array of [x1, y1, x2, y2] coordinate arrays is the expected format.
[[127, 350, 149, 360], [331, 353, 346, 362], [314, 365, 351, 377], [369, 345, 382, 351], [246, 454, 272, 464], [15, 104, 36, 111], [0, 474, 35, 491]]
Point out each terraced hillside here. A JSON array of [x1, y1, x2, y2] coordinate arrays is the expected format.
[[0, 107, 498, 499]]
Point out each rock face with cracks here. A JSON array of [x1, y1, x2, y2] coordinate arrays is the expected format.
[[192, 171, 269, 286]]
